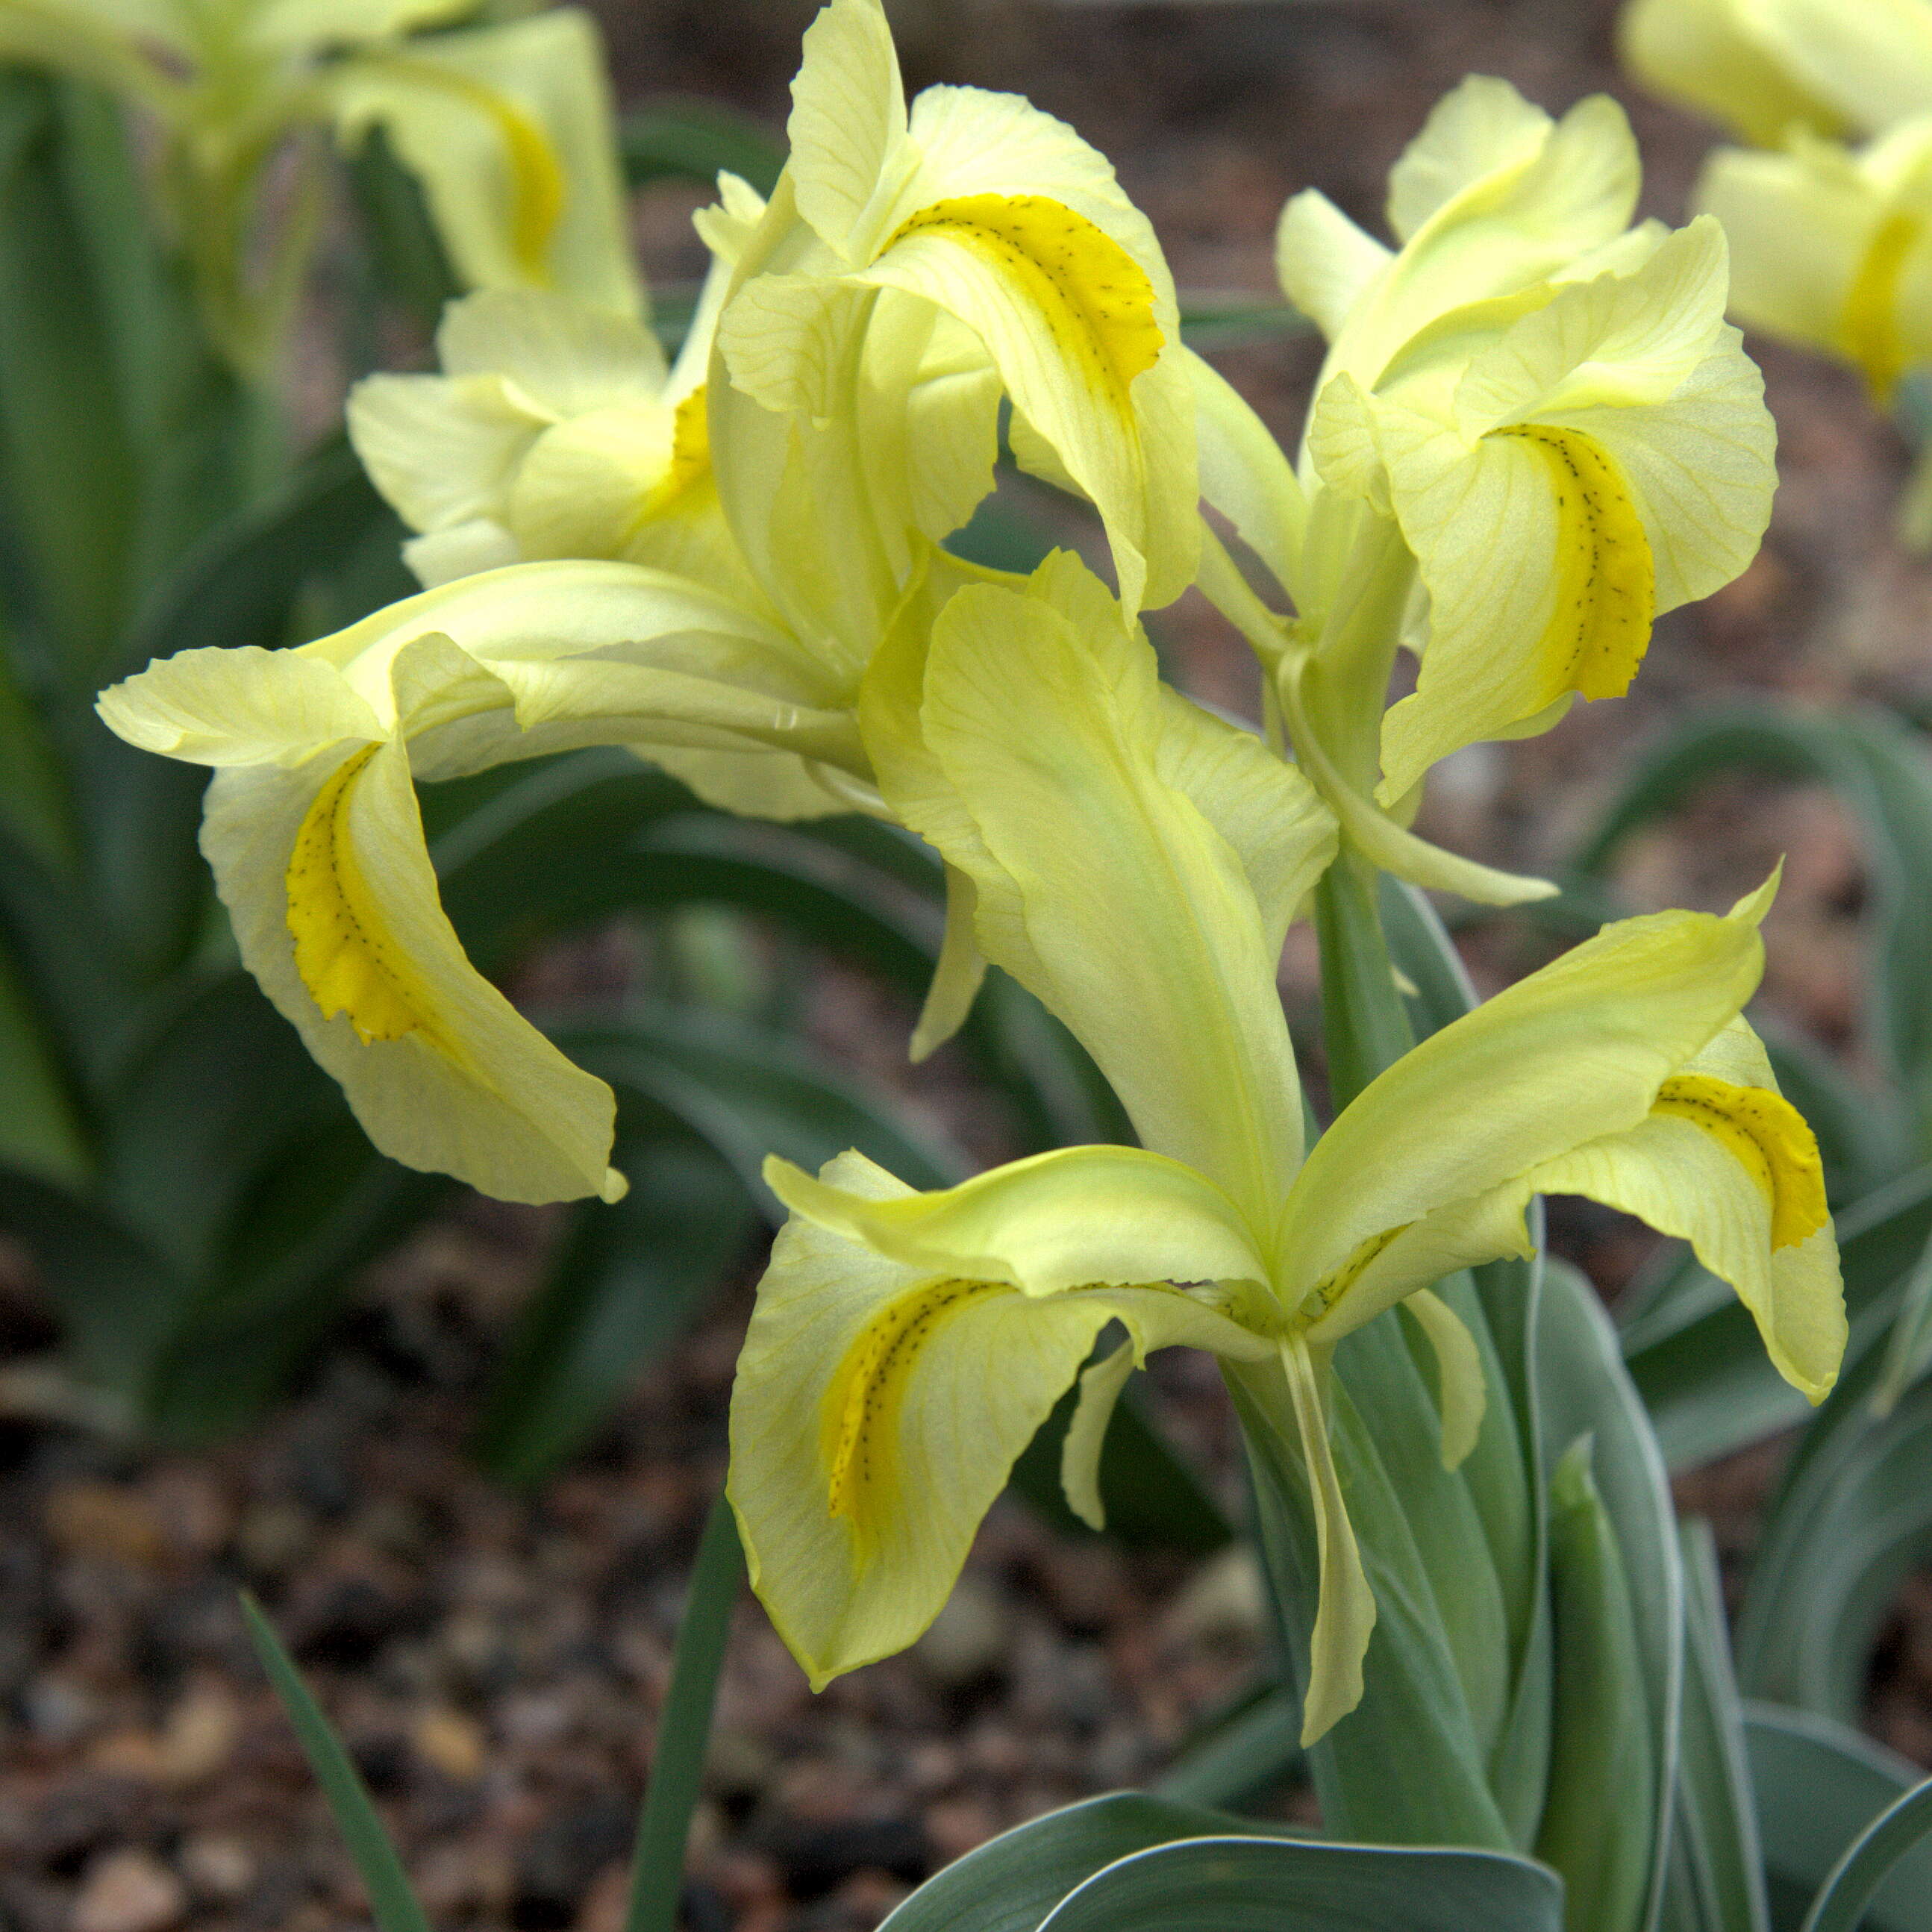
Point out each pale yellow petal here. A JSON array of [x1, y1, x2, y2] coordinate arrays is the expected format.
[[784, 0, 908, 258], [1274, 189, 1392, 341], [764, 1142, 1272, 1298], [1403, 1288, 1489, 1469], [98, 646, 382, 768]]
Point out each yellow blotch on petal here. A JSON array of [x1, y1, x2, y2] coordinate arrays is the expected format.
[[1840, 210, 1922, 407], [1493, 422, 1655, 706], [820, 1276, 1011, 1551], [887, 193, 1163, 414], [639, 385, 711, 522], [1310, 1223, 1408, 1315], [365, 56, 566, 279], [1652, 1074, 1828, 1251], [287, 746, 437, 1047]]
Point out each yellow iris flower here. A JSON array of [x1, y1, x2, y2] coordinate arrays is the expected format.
[[712, 0, 1198, 619], [726, 551, 1845, 1743], [1191, 78, 1775, 905], [0, 0, 639, 366], [94, 560, 884, 1202], [1621, 0, 1932, 146], [347, 178, 762, 593]]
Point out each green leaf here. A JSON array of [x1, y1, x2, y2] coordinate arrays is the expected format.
[[1665, 1521, 1771, 1932], [1036, 1836, 1565, 1932], [1871, 1225, 1932, 1416], [1315, 854, 1415, 1110], [1745, 1703, 1932, 1932], [475, 1127, 755, 1485], [139, 1118, 434, 1444], [0, 72, 141, 672], [1535, 1439, 1658, 1932], [1534, 1261, 1682, 1932], [878, 1792, 1308, 1932], [0, 629, 75, 874], [1177, 295, 1312, 353], [623, 1492, 745, 1932], [555, 1003, 965, 1205], [0, 1163, 181, 1404], [1802, 1773, 1932, 1932], [1154, 1684, 1303, 1810], [239, 1594, 434, 1932], [1734, 1310, 1932, 1723], [0, 925, 89, 1188], [346, 124, 459, 333], [97, 970, 342, 1276], [619, 99, 786, 196]]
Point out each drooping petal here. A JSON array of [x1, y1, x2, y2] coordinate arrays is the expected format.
[[853, 184, 1197, 613], [1277, 895, 1769, 1304], [728, 1149, 1272, 1686], [1404, 1289, 1488, 1469], [870, 552, 1333, 1222], [1281, 1336, 1377, 1744], [202, 681, 621, 1206], [855, 74, 1199, 612], [325, 9, 641, 316], [1350, 397, 1657, 804], [348, 369, 548, 540], [1060, 1340, 1137, 1531], [1525, 1017, 1842, 1400]]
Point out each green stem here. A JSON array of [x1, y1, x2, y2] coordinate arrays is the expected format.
[[1313, 851, 1413, 1109], [624, 1490, 745, 1932]]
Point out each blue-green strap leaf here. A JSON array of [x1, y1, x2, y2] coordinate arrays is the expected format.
[[878, 1792, 1306, 1932], [1745, 1703, 1932, 1932], [1803, 1775, 1932, 1932], [1039, 1836, 1565, 1932]]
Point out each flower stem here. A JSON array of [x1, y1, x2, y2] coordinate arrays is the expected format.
[[1313, 850, 1413, 1110], [624, 1489, 745, 1932]]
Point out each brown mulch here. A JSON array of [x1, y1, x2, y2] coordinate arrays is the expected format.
[[0, 1227, 1266, 1932], [8, 1, 1932, 1928]]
